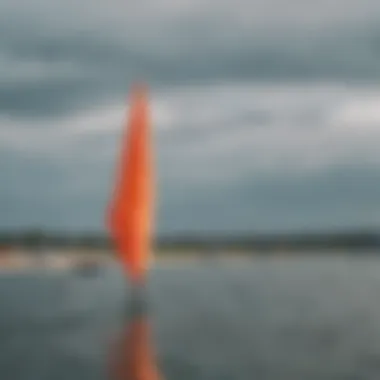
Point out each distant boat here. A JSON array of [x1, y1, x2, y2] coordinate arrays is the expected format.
[[72, 258, 102, 277]]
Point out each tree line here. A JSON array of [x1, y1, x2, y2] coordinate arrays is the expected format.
[[0, 229, 379, 253]]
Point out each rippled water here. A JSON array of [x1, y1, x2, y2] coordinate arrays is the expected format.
[[1, 255, 380, 379]]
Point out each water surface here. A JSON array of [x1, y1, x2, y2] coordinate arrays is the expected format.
[[1, 255, 380, 379]]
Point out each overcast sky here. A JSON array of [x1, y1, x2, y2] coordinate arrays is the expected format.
[[1, 0, 380, 234]]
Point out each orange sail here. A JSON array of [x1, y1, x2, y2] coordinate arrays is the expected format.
[[106, 84, 162, 380], [107, 83, 154, 283]]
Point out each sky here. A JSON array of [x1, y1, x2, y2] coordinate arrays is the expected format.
[[1, 0, 380, 235]]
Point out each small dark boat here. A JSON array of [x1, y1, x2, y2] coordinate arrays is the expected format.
[[73, 258, 102, 277]]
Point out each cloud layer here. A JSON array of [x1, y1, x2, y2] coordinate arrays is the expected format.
[[1, 0, 380, 233], [2, 83, 380, 232]]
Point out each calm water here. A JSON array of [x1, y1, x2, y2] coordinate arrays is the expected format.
[[1, 255, 380, 380]]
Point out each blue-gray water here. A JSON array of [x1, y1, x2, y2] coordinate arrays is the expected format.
[[1, 256, 380, 380]]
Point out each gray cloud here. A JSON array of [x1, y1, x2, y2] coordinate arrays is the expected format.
[[1, 0, 380, 119], [1, 84, 380, 232], [2, 0, 380, 232]]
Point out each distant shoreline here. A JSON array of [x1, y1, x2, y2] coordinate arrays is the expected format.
[[0, 247, 379, 271]]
